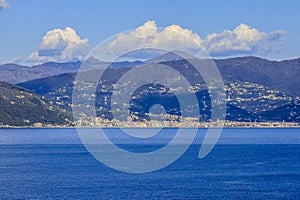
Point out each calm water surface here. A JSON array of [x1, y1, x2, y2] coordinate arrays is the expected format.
[[0, 128, 299, 199]]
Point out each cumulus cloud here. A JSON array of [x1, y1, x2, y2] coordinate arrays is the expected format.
[[0, 0, 9, 9], [104, 21, 285, 59], [28, 27, 90, 63], [204, 23, 286, 56], [24, 21, 286, 64], [107, 20, 203, 58]]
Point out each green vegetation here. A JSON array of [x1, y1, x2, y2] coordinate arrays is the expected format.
[[0, 82, 72, 126]]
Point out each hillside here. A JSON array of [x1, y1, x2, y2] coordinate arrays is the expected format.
[[0, 82, 72, 126], [215, 56, 300, 97], [3, 56, 300, 96], [258, 103, 300, 122], [12, 56, 300, 123], [17, 72, 296, 122]]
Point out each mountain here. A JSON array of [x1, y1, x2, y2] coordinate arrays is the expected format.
[[0, 61, 81, 84], [146, 52, 194, 63], [4, 56, 300, 97], [14, 56, 300, 123], [0, 60, 143, 84], [18, 73, 76, 97], [214, 56, 300, 97], [147, 55, 300, 97], [0, 82, 72, 126], [17, 71, 295, 122], [258, 103, 300, 122]]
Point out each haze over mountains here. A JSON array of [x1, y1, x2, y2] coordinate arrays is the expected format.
[[0, 62, 81, 84], [0, 58, 143, 84]]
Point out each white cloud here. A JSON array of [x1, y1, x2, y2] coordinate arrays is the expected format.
[[24, 21, 286, 65], [204, 23, 286, 56], [104, 21, 285, 59], [0, 0, 9, 9], [28, 27, 90, 63], [107, 20, 203, 58]]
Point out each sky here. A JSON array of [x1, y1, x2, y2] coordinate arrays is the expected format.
[[0, 0, 299, 65]]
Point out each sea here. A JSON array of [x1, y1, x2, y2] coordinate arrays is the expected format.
[[0, 128, 299, 199]]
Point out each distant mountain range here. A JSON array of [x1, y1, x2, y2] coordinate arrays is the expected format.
[[8, 55, 297, 123], [1, 56, 299, 96], [0, 61, 81, 84], [0, 59, 142, 84]]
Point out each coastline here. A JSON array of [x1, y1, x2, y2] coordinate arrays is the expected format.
[[1, 126, 300, 129]]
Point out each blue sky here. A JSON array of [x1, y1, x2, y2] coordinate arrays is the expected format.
[[0, 0, 299, 64]]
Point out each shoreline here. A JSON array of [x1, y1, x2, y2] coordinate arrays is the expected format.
[[1, 126, 300, 129]]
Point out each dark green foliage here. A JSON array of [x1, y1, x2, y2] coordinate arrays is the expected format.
[[0, 82, 72, 126]]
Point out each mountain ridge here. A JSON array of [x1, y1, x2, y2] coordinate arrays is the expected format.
[[2, 56, 299, 124]]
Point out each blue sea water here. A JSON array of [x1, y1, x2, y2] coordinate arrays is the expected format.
[[0, 128, 299, 199]]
